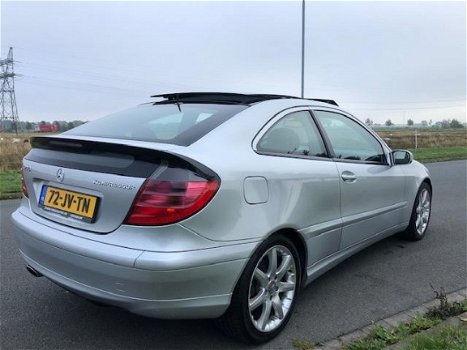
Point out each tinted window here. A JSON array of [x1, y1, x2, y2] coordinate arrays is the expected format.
[[257, 111, 327, 157], [314, 110, 385, 163], [66, 103, 247, 146]]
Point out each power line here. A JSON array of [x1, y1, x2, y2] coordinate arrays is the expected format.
[[0, 47, 20, 134]]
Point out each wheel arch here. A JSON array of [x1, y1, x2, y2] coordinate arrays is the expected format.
[[267, 228, 308, 288], [422, 177, 432, 193], [217, 227, 306, 342], [231, 227, 308, 296], [412, 177, 432, 204]]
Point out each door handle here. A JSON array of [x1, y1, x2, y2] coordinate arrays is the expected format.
[[341, 171, 357, 182]]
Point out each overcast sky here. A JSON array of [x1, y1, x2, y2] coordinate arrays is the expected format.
[[1, 0, 466, 123]]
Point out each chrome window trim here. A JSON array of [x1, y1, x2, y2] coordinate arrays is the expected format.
[[255, 151, 335, 162]]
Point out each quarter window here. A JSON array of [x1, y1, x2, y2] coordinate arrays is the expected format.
[[314, 110, 385, 163], [257, 111, 327, 157]]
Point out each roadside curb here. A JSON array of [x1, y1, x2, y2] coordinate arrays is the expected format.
[[315, 287, 467, 349]]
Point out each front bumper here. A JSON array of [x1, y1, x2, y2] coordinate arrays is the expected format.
[[12, 208, 255, 319]]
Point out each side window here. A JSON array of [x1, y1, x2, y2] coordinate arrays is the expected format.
[[314, 110, 385, 163], [257, 111, 327, 157]]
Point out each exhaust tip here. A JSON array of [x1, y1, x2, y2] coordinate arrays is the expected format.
[[26, 265, 43, 278]]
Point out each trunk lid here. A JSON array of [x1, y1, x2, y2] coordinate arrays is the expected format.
[[23, 136, 185, 233]]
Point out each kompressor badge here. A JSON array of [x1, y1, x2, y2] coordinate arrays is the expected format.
[[93, 180, 136, 191]]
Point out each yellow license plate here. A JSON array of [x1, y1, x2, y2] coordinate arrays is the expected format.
[[39, 186, 98, 222]]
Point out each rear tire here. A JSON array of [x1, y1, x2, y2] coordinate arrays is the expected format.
[[216, 234, 301, 344], [400, 182, 432, 241]]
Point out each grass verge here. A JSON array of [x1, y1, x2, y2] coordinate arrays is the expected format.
[[0, 170, 22, 199], [345, 317, 442, 350], [404, 325, 467, 350], [409, 146, 467, 163], [344, 293, 467, 350]]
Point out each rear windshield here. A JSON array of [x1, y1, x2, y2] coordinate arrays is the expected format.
[[65, 103, 247, 146]]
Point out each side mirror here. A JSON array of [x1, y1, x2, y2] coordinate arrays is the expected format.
[[392, 150, 413, 165]]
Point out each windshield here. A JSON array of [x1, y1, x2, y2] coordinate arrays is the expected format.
[[65, 103, 247, 146]]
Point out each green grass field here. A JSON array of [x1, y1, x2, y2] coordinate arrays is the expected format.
[[0, 170, 22, 200], [409, 146, 467, 163]]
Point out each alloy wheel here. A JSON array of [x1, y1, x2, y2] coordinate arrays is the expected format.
[[416, 188, 431, 235], [248, 245, 297, 333]]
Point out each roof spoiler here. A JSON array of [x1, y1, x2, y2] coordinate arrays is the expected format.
[[150, 92, 338, 106]]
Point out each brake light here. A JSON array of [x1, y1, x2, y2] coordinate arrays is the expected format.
[[21, 166, 28, 198], [124, 167, 220, 226]]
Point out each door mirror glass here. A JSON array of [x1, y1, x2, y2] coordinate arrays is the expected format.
[[392, 150, 413, 165]]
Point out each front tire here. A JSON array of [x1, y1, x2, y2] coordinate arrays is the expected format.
[[400, 182, 432, 241], [216, 234, 301, 344]]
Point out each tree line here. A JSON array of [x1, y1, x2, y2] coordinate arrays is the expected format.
[[364, 118, 464, 128]]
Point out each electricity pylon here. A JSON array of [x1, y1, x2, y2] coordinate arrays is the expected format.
[[1, 47, 19, 133]]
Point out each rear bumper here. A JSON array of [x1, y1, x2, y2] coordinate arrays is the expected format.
[[12, 208, 254, 319]]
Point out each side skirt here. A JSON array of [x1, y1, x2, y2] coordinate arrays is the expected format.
[[304, 222, 408, 286]]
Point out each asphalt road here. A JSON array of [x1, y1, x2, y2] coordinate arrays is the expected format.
[[1, 160, 466, 349]]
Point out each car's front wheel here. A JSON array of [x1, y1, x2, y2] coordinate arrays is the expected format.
[[216, 234, 301, 344], [400, 182, 432, 241]]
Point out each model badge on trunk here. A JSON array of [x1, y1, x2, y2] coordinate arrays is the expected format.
[[93, 180, 136, 190]]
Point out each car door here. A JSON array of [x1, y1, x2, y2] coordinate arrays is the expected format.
[[254, 108, 342, 266], [313, 109, 406, 249]]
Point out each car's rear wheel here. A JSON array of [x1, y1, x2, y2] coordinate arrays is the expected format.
[[400, 182, 432, 241], [216, 234, 301, 344]]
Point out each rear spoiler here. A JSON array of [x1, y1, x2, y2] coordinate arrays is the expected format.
[[28, 136, 218, 180], [308, 98, 338, 106]]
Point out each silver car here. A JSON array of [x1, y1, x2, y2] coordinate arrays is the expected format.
[[12, 93, 432, 343]]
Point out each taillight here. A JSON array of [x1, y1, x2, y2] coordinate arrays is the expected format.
[[124, 166, 220, 226], [21, 166, 28, 198]]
